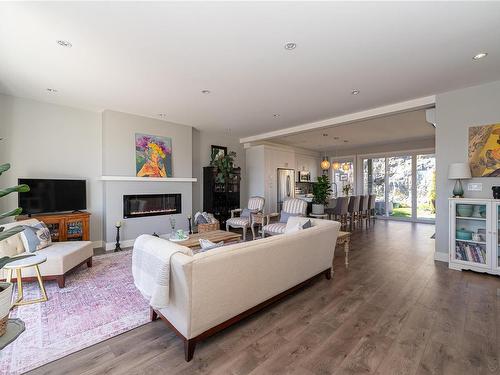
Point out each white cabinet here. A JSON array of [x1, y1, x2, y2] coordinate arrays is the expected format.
[[295, 155, 320, 182], [449, 198, 500, 275]]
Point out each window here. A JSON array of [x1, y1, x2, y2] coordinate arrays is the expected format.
[[361, 152, 435, 222]]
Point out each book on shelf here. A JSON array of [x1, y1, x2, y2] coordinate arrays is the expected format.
[[455, 241, 486, 263]]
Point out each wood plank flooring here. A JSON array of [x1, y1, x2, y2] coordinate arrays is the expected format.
[[28, 221, 500, 375]]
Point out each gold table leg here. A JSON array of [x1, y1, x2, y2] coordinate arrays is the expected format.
[[11, 265, 49, 306]]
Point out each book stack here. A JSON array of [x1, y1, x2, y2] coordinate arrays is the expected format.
[[455, 241, 486, 263]]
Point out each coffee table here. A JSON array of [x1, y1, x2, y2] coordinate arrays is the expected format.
[[172, 230, 242, 250]]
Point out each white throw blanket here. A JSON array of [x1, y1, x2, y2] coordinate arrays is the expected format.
[[132, 234, 192, 308]]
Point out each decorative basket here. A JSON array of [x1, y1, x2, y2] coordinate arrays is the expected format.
[[197, 220, 220, 233], [0, 315, 7, 337]]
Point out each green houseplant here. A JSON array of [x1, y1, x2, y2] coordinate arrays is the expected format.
[[210, 150, 238, 184], [0, 162, 31, 336], [312, 175, 333, 214]]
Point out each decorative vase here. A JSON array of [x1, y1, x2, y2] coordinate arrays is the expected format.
[[312, 204, 325, 215], [0, 282, 13, 336]]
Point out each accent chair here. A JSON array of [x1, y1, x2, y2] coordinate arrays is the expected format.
[[262, 198, 308, 237], [226, 196, 265, 240]]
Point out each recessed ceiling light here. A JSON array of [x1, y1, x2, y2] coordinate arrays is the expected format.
[[46, 88, 58, 93], [351, 89, 360, 95], [322, 133, 328, 137], [333, 136, 340, 140], [343, 140, 349, 143], [158, 113, 167, 119], [201, 89, 211, 94], [473, 52, 488, 60], [273, 114, 280, 118], [284, 42, 297, 50], [56, 40, 72, 48]]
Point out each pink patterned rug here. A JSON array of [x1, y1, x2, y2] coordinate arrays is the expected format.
[[0, 251, 150, 375]]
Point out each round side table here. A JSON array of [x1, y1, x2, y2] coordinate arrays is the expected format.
[[4, 255, 48, 306]]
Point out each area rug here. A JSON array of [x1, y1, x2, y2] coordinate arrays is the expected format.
[[0, 251, 150, 375]]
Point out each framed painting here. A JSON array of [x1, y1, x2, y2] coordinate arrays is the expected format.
[[468, 123, 500, 177], [211, 145, 227, 161], [135, 133, 172, 177]]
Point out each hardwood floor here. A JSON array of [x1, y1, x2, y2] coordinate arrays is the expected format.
[[28, 221, 500, 375]]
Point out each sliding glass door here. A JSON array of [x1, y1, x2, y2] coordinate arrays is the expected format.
[[388, 156, 412, 218], [363, 158, 385, 215], [362, 152, 435, 222], [416, 154, 436, 220]]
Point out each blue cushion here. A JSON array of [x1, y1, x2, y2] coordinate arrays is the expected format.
[[279, 211, 300, 224], [240, 208, 251, 218], [21, 223, 51, 252], [302, 220, 312, 229]]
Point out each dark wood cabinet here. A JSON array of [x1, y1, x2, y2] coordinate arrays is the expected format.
[[203, 167, 241, 225]]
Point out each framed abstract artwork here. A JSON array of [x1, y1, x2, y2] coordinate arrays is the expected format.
[[135, 133, 172, 177], [469, 123, 500, 177]]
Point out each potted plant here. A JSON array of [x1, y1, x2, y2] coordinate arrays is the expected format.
[[0, 162, 31, 336], [312, 175, 333, 214], [210, 150, 238, 184]]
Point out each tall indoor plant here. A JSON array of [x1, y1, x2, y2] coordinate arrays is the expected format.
[[312, 175, 333, 214], [0, 162, 31, 336], [210, 150, 237, 184]]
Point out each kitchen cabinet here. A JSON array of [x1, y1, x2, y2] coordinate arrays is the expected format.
[[296, 155, 320, 182]]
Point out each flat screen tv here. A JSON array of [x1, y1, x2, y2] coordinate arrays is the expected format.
[[18, 178, 87, 215]]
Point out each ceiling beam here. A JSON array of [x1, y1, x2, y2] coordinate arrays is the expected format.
[[239, 95, 436, 144]]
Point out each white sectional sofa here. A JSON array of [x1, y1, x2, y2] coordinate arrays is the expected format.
[[0, 219, 93, 287], [132, 216, 340, 361]]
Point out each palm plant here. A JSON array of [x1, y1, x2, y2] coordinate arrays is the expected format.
[[0, 162, 32, 271]]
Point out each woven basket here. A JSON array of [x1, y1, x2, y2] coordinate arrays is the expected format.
[[0, 315, 8, 337], [197, 220, 220, 233]]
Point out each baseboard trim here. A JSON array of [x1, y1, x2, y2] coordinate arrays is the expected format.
[[105, 239, 135, 251], [92, 241, 104, 249], [434, 251, 449, 263]]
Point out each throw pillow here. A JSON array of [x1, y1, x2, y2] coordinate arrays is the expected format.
[[302, 219, 312, 229], [285, 222, 303, 234], [207, 213, 217, 223], [194, 212, 208, 225], [240, 208, 251, 218], [201, 212, 211, 223], [279, 211, 300, 224], [198, 239, 224, 252], [20, 223, 52, 252]]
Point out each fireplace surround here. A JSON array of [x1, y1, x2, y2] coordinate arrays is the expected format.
[[123, 193, 181, 219]]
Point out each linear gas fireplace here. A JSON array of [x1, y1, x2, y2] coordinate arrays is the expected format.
[[123, 193, 181, 219]]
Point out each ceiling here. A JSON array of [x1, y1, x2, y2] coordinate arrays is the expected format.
[[273, 109, 435, 152], [0, 2, 499, 137]]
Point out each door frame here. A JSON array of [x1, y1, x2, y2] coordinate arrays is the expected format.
[[356, 148, 435, 223]]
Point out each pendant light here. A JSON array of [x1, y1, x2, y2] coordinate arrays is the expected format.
[[320, 155, 331, 170], [342, 162, 350, 172], [332, 161, 340, 170]]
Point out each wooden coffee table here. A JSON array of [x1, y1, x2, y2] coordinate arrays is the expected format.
[[176, 230, 241, 250]]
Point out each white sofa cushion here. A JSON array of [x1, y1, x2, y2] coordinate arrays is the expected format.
[[0, 219, 40, 257]]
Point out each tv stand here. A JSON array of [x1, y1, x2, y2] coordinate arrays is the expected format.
[[16, 211, 90, 242]]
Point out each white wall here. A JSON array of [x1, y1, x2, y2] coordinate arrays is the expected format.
[[0, 94, 103, 245], [435, 80, 500, 257], [192, 129, 247, 213], [333, 137, 435, 158], [102, 110, 193, 244]]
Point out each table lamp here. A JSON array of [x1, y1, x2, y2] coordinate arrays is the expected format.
[[448, 163, 471, 198]]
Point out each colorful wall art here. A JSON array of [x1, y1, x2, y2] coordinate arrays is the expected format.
[[469, 123, 500, 177], [135, 133, 172, 177]]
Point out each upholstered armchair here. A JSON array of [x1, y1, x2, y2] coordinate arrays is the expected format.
[[262, 198, 308, 237], [226, 196, 265, 241]]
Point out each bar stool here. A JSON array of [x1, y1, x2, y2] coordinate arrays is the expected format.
[[368, 194, 376, 225]]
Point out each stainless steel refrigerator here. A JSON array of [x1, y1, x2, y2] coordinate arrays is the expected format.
[[277, 168, 295, 212]]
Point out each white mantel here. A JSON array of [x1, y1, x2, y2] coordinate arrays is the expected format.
[[100, 176, 197, 182]]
